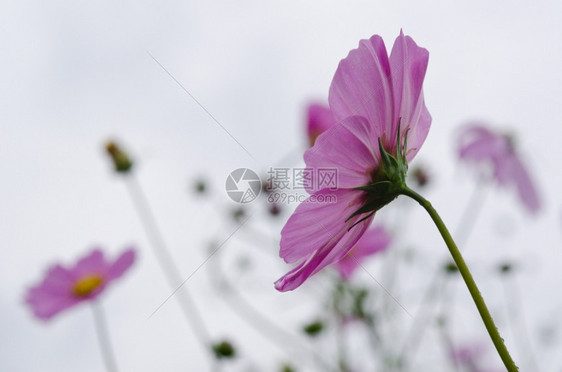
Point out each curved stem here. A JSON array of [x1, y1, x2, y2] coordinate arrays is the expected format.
[[92, 301, 118, 372], [208, 246, 339, 372], [124, 176, 214, 355], [399, 186, 518, 372], [398, 181, 488, 368], [501, 273, 541, 372]]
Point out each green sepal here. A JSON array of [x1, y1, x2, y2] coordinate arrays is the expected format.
[[347, 120, 410, 224]]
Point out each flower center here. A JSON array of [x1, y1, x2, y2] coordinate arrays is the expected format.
[[309, 130, 322, 146], [73, 275, 104, 297]]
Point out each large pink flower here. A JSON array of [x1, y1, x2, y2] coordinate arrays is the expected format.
[[275, 31, 430, 291], [25, 248, 136, 320], [457, 123, 540, 213]]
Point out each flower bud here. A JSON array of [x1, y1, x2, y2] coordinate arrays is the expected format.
[[105, 141, 133, 173], [268, 203, 281, 216], [280, 364, 296, 372], [443, 261, 459, 274], [194, 179, 207, 194], [498, 262, 514, 275], [302, 320, 324, 337], [411, 165, 430, 188], [212, 340, 236, 359]]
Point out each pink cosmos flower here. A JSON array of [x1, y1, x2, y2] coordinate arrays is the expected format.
[[457, 123, 540, 213], [306, 103, 335, 146], [275, 31, 430, 291], [25, 248, 136, 320], [334, 225, 391, 280]]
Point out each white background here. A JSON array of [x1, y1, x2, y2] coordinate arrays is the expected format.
[[1, 1, 561, 371]]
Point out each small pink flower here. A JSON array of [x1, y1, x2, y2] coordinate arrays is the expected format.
[[458, 123, 540, 213], [306, 103, 335, 146], [275, 31, 430, 291], [25, 248, 136, 321], [334, 225, 391, 280]]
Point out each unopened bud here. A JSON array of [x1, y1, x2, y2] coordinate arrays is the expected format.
[[105, 141, 133, 173], [280, 364, 296, 372], [194, 179, 207, 194], [498, 262, 514, 275], [302, 320, 324, 337], [212, 340, 236, 359], [268, 203, 281, 216], [411, 165, 430, 188], [232, 207, 246, 222], [443, 261, 458, 274]]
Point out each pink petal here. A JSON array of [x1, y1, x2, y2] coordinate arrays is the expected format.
[[71, 249, 109, 278], [25, 286, 80, 321], [334, 225, 391, 279], [307, 103, 335, 146], [279, 188, 366, 263], [459, 133, 501, 162], [404, 95, 432, 162], [304, 115, 379, 191], [107, 248, 136, 281], [503, 155, 540, 213], [275, 211, 373, 292], [38, 265, 76, 294], [276, 188, 373, 291], [25, 265, 80, 320], [329, 35, 392, 140], [389, 30, 430, 158], [458, 124, 506, 162]]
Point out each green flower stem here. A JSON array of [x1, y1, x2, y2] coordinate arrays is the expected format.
[[92, 301, 118, 372], [399, 185, 518, 372]]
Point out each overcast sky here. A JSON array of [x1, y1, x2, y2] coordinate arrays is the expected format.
[[1, 1, 562, 371]]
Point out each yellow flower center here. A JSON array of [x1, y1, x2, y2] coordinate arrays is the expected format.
[[309, 130, 322, 146], [73, 275, 104, 297]]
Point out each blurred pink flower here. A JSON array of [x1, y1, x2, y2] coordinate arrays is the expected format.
[[306, 103, 335, 146], [334, 225, 391, 279], [25, 248, 136, 321], [458, 123, 540, 213], [275, 31, 431, 291], [450, 342, 503, 372]]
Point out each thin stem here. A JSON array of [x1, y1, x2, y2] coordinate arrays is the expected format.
[[501, 273, 540, 372], [440, 180, 489, 331], [398, 181, 488, 369], [436, 319, 460, 372], [451, 178, 488, 247], [208, 248, 339, 372], [91, 301, 118, 372], [332, 288, 350, 372], [397, 271, 446, 370], [124, 176, 212, 351], [399, 186, 519, 372], [363, 317, 389, 370]]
